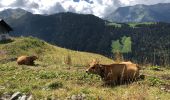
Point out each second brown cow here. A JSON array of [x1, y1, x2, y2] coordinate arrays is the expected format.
[[17, 55, 38, 65]]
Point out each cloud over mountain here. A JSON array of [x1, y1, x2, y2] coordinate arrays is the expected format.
[[0, 0, 170, 17]]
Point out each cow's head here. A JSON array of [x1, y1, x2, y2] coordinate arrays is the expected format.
[[86, 59, 102, 75], [31, 55, 38, 60]]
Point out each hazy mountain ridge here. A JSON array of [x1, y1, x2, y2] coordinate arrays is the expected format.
[[0, 8, 30, 20], [106, 3, 170, 22]]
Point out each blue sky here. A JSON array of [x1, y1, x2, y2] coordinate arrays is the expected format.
[[0, 0, 170, 17]]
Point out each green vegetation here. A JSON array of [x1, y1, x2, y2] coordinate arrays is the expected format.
[[47, 81, 63, 90], [149, 65, 162, 71], [111, 36, 132, 54], [121, 36, 132, 53], [128, 22, 156, 28], [148, 77, 163, 86], [0, 37, 170, 99], [106, 22, 122, 28], [111, 36, 132, 62], [111, 40, 121, 53]]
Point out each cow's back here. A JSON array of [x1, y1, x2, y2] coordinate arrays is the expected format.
[[121, 61, 133, 64], [102, 63, 139, 83], [123, 64, 139, 80], [17, 56, 28, 65]]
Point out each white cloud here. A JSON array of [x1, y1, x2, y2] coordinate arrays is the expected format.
[[0, 0, 170, 17], [0, 0, 15, 6], [121, 0, 170, 5]]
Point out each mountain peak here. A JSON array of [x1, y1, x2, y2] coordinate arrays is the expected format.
[[105, 3, 170, 23], [0, 8, 31, 20]]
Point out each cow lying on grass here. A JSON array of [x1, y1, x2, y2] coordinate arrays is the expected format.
[[17, 55, 38, 66], [86, 60, 140, 85]]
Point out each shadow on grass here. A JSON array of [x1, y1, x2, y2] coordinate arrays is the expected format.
[[161, 74, 170, 80], [0, 57, 17, 64], [33, 64, 40, 67], [102, 76, 145, 88], [0, 39, 14, 44], [17, 63, 40, 67]]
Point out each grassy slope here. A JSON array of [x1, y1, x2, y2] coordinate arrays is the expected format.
[[0, 37, 170, 99], [106, 22, 122, 28], [128, 22, 156, 28]]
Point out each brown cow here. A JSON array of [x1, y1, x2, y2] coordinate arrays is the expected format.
[[17, 55, 38, 65], [86, 60, 140, 85]]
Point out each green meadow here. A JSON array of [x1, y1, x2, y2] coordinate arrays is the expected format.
[[0, 37, 170, 99]]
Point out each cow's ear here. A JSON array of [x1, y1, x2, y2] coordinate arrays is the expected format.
[[92, 59, 97, 63], [85, 63, 90, 68], [87, 63, 90, 67], [96, 60, 99, 64], [91, 59, 98, 64]]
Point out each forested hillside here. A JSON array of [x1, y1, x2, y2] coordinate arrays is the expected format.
[[1, 9, 170, 66], [107, 23, 170, 65]]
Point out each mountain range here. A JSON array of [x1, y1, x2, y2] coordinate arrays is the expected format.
[[105, 3, 170, 23]]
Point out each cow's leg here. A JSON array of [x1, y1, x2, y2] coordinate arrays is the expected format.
[[111, 76, 119, 85], [30, 60, 35, 65], [118, 75, 125, 85]]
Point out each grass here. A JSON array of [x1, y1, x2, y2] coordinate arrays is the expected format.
[[0, 37, 170, 99]]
